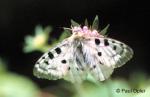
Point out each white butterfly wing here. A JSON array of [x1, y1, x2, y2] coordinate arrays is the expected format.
[[33, 34, 133, 82], [82, 37, 133, 81], [33, 39, 87, 83]]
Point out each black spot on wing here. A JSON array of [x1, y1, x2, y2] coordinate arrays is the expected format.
[[61, 59, 67, 64], [98, 52, 102, 56], [104, 39, 109, 46], [120, 43, 124, 47], [48, 52, 54, 59], [90, 65, 96, 70], [42, 56, 45, 59], [119, 48, 124, 55], [95, 38, 100, 45], [113, 45, 117, 50], [112, 40, 115, 43], [99, 61, 103, 65], [93, 65, 96, 68], [81, 68, 84, 71], [68, 67, 70, 70], [55, 47, 61, 54], [44, 60, 49, 65], [36, 62, 40, 64]]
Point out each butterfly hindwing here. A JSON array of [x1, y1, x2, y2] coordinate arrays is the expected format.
[[82, 37, 133, 81]]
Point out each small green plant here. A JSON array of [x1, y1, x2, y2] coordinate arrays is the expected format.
[[0, 58, 39, 97], [23, 25, 71, 53]]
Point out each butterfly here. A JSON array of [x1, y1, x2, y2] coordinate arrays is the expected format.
[[33, 16, 133, 83]]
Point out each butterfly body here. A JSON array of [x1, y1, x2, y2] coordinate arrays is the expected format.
[[33, 25, 133, 83]]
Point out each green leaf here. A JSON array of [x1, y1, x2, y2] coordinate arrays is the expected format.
[[44, 26, 52, 34], [63, 27, 72, 34], [35, 25, 43, 35], [59, 31, 71, 41], [71, 19, 80, 27], [100, 24, 110, 35], [84, 18, 88, 26], [0, 58, 7, 74], [92, 15, 99, 30], [0, 73, 39, 97]]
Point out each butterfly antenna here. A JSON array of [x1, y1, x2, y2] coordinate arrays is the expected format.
[[57, 27, 73, 33], [56, 27, 71, 30], [63, 27, 72, 30]]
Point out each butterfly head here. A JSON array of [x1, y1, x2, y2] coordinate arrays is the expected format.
[[71, 26, 104, 38]]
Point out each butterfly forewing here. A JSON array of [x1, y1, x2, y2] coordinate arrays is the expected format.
[[33, 39, 70, 79], [33, 38, 87, 83]]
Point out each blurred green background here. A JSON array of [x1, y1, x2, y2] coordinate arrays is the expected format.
[[0, 0, 150, 97]]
